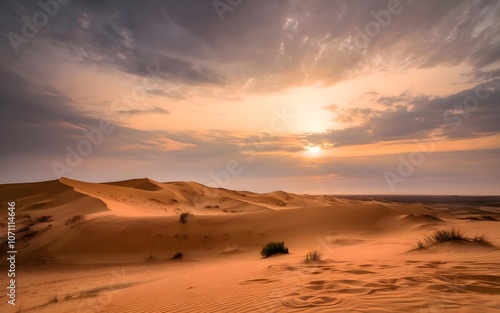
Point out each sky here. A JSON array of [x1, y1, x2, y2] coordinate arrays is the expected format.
[[0, 0, 499, 195]]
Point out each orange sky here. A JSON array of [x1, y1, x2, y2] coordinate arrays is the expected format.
[[1, 0, 499, 194]]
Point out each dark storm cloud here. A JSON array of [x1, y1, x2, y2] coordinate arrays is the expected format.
[[0, 0, 228, 85], [309, 80, 500, 147], [2, 0, 499, 90]]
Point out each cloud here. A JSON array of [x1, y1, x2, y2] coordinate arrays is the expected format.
[[0, 63, 174, 161], [309, 80, 500, 147], [2, 0, 499, 92], [115, 107, 169, 115], [0, 1, 228, 85], [376, 92, 415, 107]]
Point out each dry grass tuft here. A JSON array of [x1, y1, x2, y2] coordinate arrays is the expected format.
[[304, 250, 322, 263], [413, 227, 493, 250]]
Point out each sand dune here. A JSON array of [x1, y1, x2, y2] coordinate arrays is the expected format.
[[104, 178, 164, 191], [0, 178, 499, 312]]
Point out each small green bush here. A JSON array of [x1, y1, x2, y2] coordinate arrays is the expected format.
[[304, 250, 322, 263], [260, 241, 289, 258]]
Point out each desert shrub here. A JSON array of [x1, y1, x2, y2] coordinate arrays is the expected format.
[[414, 227, 493, 249], [416, 240, 426, 250], [179, 213, 190, 224], [65, 215, 84, 225], [172, 252, 183, 259], [416, 228, 463, 248], [304, 250, 322, 263], [472, 234, 493, 246], [430, 228, 465, 243], [260, 241, 289, 258], [36, 215, 52, 223]]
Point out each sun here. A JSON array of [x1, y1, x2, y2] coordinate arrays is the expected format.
[[306, 145, 322, 157]]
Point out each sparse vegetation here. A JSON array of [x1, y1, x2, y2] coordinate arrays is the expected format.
[[180, 212, 190, 224], [472, 234, 492, 245], [172, 252, 183, 259], [260, 241, 289, 258], [304, 250, 322, 263], [65, 215, 84, 225], [416, 240, 426, 250], [431, 227, 465, 242], [36, 215, 52, 223], [149, 198, 168, 205], [413, 227, 493, 250]]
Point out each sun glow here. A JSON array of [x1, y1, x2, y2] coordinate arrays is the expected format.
[[306, 145, 322, 157]]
